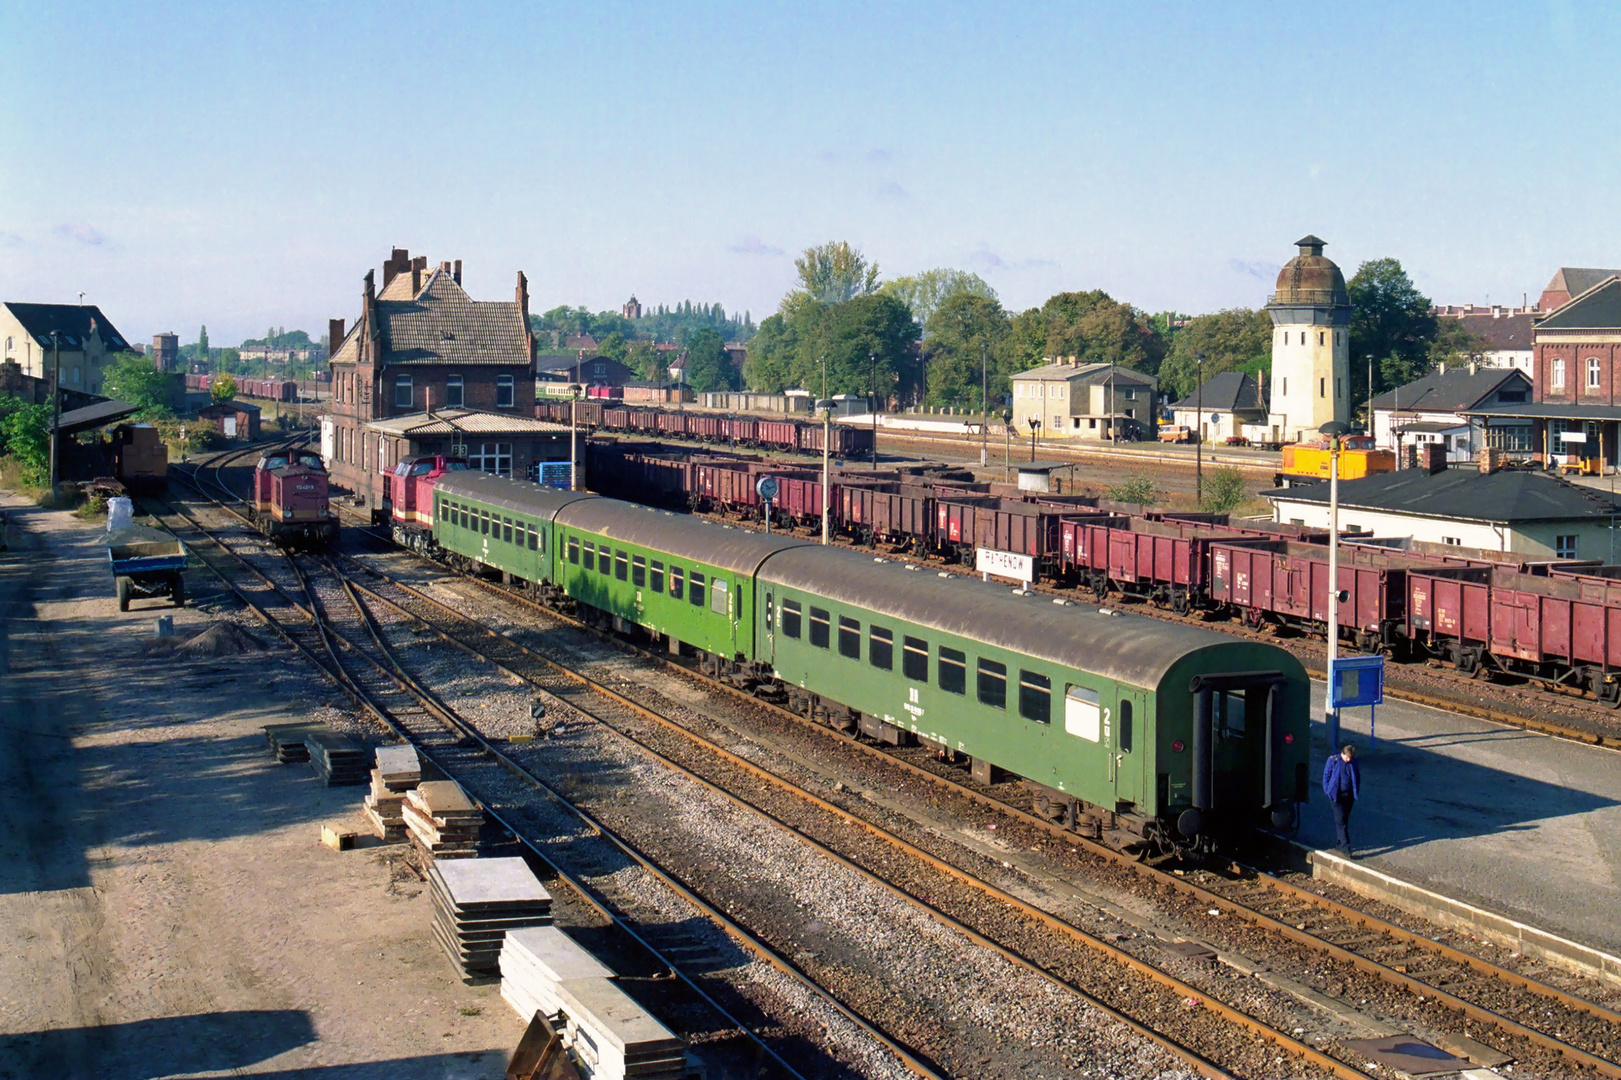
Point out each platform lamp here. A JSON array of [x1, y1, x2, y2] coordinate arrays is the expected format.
[[1002, 407, 1013, 479], [48, 330, 61, 499], [1027, 416, 1041, 462], [1320, 419, 1351, 750], [817, 397, 835, 544], [569, 381, 582, 491]]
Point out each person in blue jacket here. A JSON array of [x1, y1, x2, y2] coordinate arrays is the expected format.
[[1322, 743, 1361, 857]]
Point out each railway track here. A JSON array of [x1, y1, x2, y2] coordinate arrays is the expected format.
[[151, 450, 939, 1080], [331, 525, 1621, 1080]]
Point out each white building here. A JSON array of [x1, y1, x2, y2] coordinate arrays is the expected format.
[[1009, 360, 1157, 440], [0, 301, 133, 396], [1168, 371, 1267, 444], [1265, 235, 1351, 445], [1430, 304, 1536, 373], [1369, 365, 1532, 462]]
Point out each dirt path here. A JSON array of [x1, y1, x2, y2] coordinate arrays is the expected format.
[[0, 494, 516, 1078]]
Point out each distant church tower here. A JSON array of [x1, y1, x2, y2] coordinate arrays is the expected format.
[[1265, 235, 1351, 444], [621, 295, 642, 320]]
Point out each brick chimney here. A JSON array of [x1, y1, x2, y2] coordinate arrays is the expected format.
[[453, 259, 462, 285], [410, 255, 427, 295], [1424, 442, 1446, 473], [364, 268, 375, 303], [329, 318, 345, 355], [516, 270, 533, 362], [382, 247, 410, 288], [1479, 446, 1500, 475]]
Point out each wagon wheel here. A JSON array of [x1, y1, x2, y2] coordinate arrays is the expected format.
[[1243, 607, 1265, 629], [1089, 572, 1110, 600], [116, 575, 132, 613], [1172, 590, 1191, 617], [171, 573, 186, 608], [1603, 681, 1621, 710]]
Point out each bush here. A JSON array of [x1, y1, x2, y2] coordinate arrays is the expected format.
[[1107, 475, 1159, 506], [1201, 467, 1247, 513], [76, 493, 108, 519]]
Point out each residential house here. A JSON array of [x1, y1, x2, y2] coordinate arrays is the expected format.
[[322, 247, 538, 508], [0, 301, 133, 396], [1430, 304, 1537, 373], [1009, 360, 1157, 441], [1266, 454, 1621, 559], [536, 354, 637, 391], [1168, 371, 1266, 444], [1539, 267, 1621, 312], [1370, 364, 1532, 462]]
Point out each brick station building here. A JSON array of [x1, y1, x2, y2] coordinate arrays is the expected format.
[[322, 248, 545, 508]]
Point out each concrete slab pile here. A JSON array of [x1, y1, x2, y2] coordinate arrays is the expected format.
[[363, 744, 422, 842], [306, 728, 369, 786], [404, 779, 483, 859], [428, 857, 553, 983], [499, 925, 615, 1024]]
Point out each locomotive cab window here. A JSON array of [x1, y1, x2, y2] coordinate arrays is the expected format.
[[977, 658, 1007, 709], [632, 556, 646, 587], [615, 550, 628, 581], [689, 571, 705, 607], [903, 636, 928, 681], [1020, 671, 1051, 724], [938, 647, 966, 694], [710, 578, 727, 614], [838, 617, 861, 659], [568, 536, 579, 564], [869, 626, 893, 671], [650, 561, 664, 592], [809, 607, 830, 648], [781, 598, 802, 638], [670, 566, 684, 600]]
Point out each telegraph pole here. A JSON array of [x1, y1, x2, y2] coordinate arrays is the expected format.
[[48, 331, 62, 499]]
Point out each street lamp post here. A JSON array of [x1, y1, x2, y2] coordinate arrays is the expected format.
[[569, 381, 580, 491], [869, 351, 878, 470], [980, 343, 989, 468], [48, 331, 61, 499], [1195, 352, 1205, 506], [1002, 408, 1013, 479], [1321, 419, 1350, 750], [818, 397, 834, 545], [1027, 417, 1041, 462]]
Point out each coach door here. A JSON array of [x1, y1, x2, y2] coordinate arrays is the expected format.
[[1112, 690, 1145, 812]]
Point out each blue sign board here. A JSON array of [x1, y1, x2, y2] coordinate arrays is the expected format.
[[1329, 654, 1384, 707], [537, 461, 572, 490]]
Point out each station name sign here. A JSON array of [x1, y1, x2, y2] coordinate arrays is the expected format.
[[976, 547, 1034, 584]]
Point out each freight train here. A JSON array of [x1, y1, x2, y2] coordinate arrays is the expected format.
[[533, 401, 876, 458], [250, 448, 337, 548], [382, 458, 1312, 854]]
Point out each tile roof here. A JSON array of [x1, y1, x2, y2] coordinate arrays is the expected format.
[[1545, 267, 1621, 301], [1457, 401, 1621, 420], [365, 407, 569, 437], [375, 267, 529, 366], [1536, 276, 1621, 331], [1450, 311, 1535, 350], [1267, 466, 1621, 523], [1370, 367, 1528, 412], [1011, 361, 1156, 386], [1169, 371, 1265, 412], [3, 302, 131, 351]]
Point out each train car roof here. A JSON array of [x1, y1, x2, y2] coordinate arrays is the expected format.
[[433, 471, 599, 519], [555, 498, 813, 575], [758, 546, 1282, 689]]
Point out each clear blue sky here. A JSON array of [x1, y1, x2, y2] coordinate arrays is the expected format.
[[2, 1, 1615, 346]]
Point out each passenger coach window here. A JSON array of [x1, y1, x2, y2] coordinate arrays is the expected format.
[[460, 507, 468, 530], [838, 617, 861, 659], [528, 526, 538, 552], [503, 517, 513, 544], [809, 607, 830, 648], [978, 659, 1007, 709], [615, 550, 628, 581], [583, 541, 595, 567], [568, 536, 579, 564], [781, 599, 802, 638], [670, 567, 685, 600], [1119, 700, 1133, 753], [869, 626, 893, 670], [599, 547, 612, 574], [650, 561, 664, 593], [689, 571, 705, 607], [939, 647, 966, 694], [632, 556, 646, 587], [903, 637, 928, 681], [710, 578, 727, 614], [1019, 671, 1051, 724], [480, 512, 489, 536]]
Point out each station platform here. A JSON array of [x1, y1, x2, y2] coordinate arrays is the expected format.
[[1300, 680, 1621, 957]]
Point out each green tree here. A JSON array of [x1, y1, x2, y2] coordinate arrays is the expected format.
[[1427, 318, 1490, 371], [883, 268, 997, 331], [794, 292, 921, 403], [1157, 309, 1273, 401], [681, 328, 737, 393], [1348, 258, 1437, 401], [1040, 291, 1166, 374], [1006, 307, 1050, 371], [742, 312, 802, 393], [598, 332, 628, 363], [921, 293, 1013, 408], [197, 324, 209, 364], [210, 373, 237, 403], [784, 241, 880, 311], [103, 353, 174, 419], [0, 395, 51, 484], [1201, 467, 1247, 513], [1106, 475, 1159, 507]]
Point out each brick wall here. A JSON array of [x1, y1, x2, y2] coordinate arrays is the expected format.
[[1534, 339, 1621, 404]]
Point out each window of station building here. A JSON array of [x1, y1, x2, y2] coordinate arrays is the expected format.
[[938, 647, 966, 694], [837, 616, 861, 658], [650, 560, 664, 593], [497, 374, 515, 408], [1019, 670, 1052, 724], [615, 550, 628, 581], [689, 570, 706, 607], [869, 626, 894, 671], [710, 578, 728, 614], [670, 566, 685, 600], [568, 536, 580, 564], [445, 374, 464, 408], [808, 607, 830, 648], [632, 556, 646, 587], [902, 636, 929, 681], [1553, 358, 1566, 389], [977, 658, 1007, 709], [780, 598, 802, 638], [468, 442, 513, 477], [1557, 534, 1579, 559], [502, 517, 513, 544], [1588, 358, 1602, 390], [395, 374, 413, 408]]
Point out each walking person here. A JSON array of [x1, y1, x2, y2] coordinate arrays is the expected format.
[[1322, 743, 1361, 857]]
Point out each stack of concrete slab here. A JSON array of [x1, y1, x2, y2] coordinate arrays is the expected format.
[[499, 926, 616, 1024], [404, 780, 483, 859], [363, 744, 422, 842], [554, 978, 686, 1080], [306, 729, 369, 786], [262, 723, 320, 764], [429, 857, 553, 981]]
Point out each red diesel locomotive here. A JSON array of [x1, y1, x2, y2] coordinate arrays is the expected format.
[[251, 449, 338, 548]]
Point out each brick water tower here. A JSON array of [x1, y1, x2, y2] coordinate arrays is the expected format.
[[1265, 235, 1351, 444]]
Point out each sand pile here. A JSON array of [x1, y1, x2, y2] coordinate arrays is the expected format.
[[176, 621, 267, 656]]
